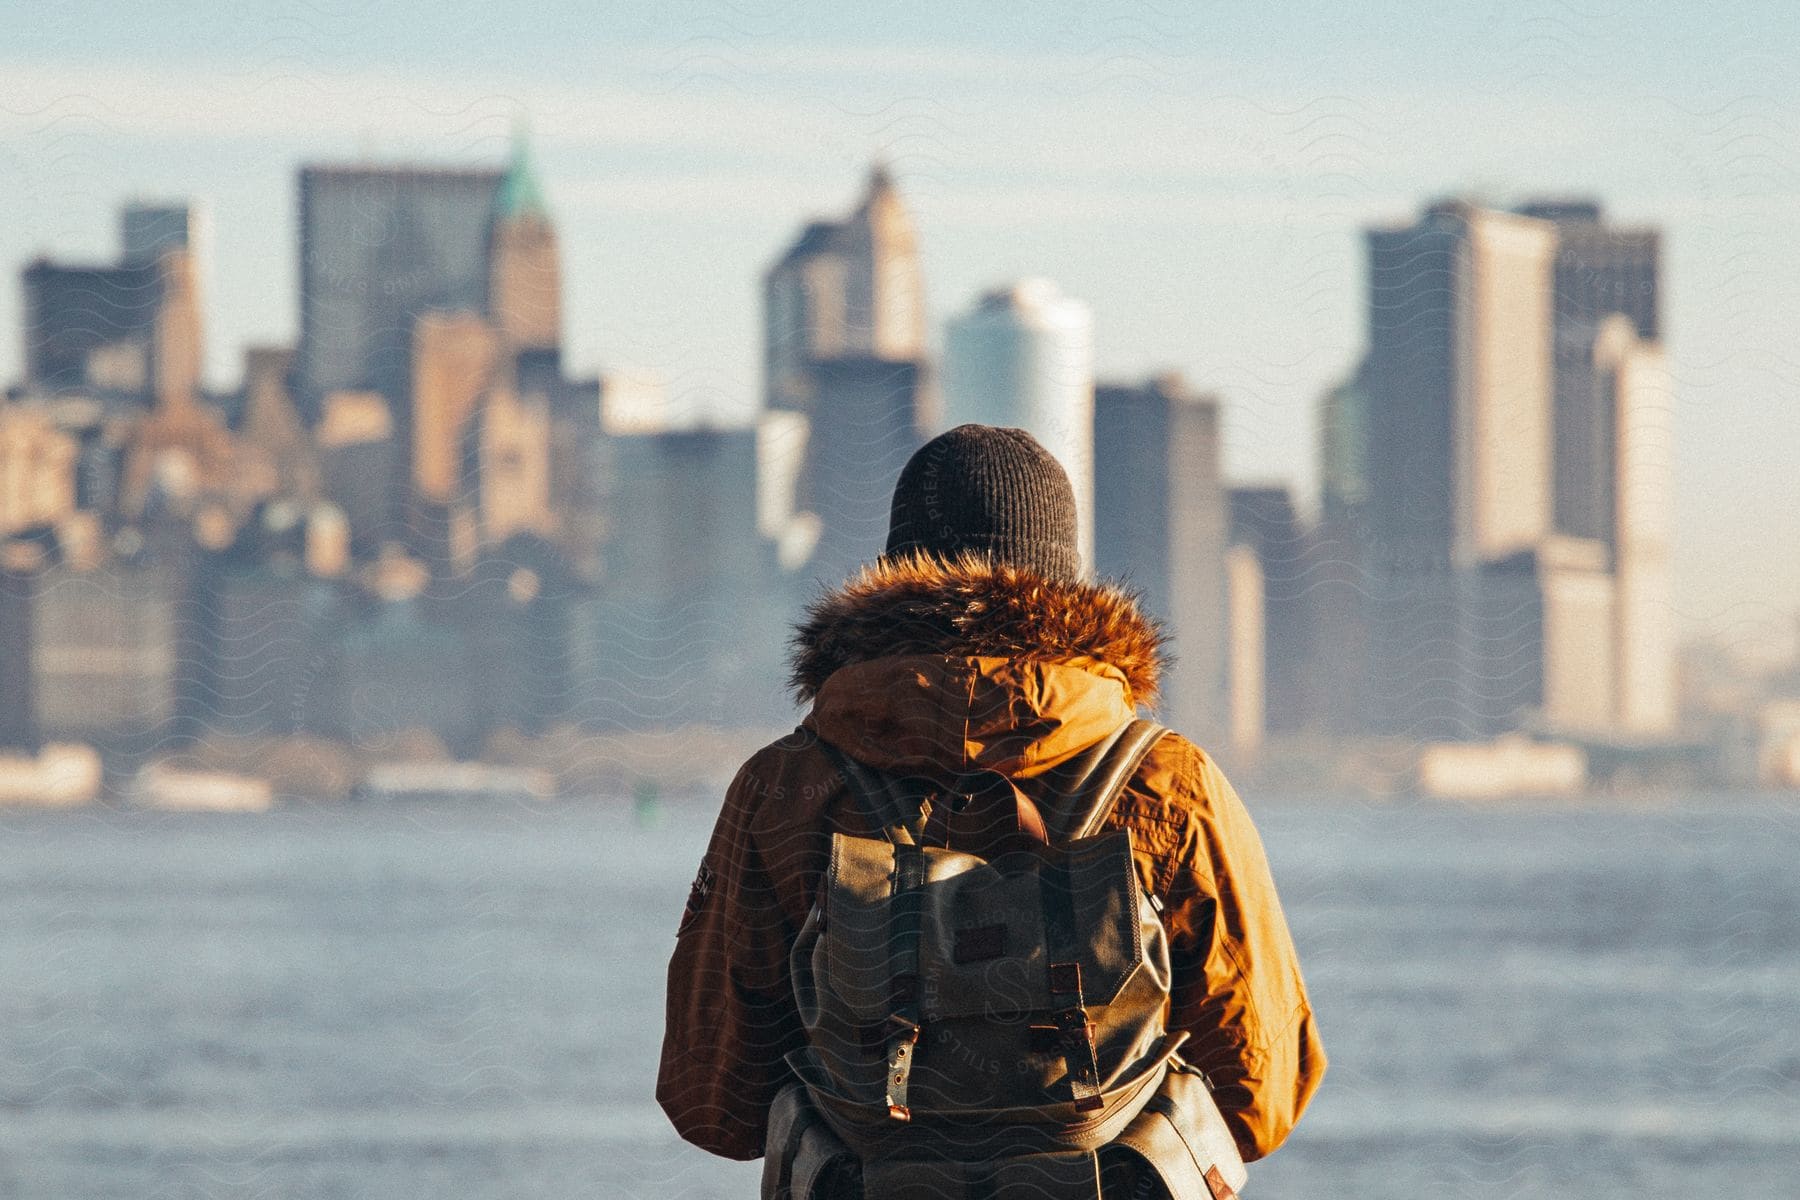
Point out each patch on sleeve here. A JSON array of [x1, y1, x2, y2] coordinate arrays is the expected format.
[[678, 862, 716, 934]]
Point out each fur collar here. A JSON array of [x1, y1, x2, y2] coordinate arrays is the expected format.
[[789, 553, 1168, 703]]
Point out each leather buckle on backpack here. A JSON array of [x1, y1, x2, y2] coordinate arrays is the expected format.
[[1047, 961, 1104, 1112], [881, 1015, 921, 1122], [1029, 1020, 1096, 1054]]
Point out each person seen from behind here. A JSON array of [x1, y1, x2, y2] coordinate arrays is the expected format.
[[659, 424, 1325, 1198]]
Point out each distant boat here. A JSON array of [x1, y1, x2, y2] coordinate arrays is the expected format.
[[131, 763, 275, 812], [0, 744, 104, 808], [354, 762, 557, 803]]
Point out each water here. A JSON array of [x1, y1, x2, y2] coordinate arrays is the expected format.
[[3, 795, 1797, 1198]]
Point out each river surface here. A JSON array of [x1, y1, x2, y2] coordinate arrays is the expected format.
[[3, 794, 1797, 1198]]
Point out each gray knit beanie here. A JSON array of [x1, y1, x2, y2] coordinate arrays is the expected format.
[[884, 424, 1081, 581]]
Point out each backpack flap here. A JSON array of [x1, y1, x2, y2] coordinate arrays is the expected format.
[[822, 831, 1145, 1025]]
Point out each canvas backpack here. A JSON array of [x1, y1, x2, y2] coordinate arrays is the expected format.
[[763, 718, 1249, 1200]]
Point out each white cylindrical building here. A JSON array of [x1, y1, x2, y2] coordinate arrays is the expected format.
[[942, 279, 1095, 570]]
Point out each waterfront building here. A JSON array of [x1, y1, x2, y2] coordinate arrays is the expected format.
[[234, 346, 322, 503], [315, 391, 399, 558], [1229, 485, 1312, 736], [944, 279, 1096, 568], [570, 426, 790, 730], [763, 163, 924, 414], [120, 201, 199, 266], [188, 507, 343, 739], [800, 355, 927, 584], [0, 405, 80, 535], [1596, 316, 1676, 735], [1092, 373, 1226, 737], [1360, 200, 1558, 736], [1225, 543, 1265, 763], [1355, 196, 1673, 741], [1364, 200, 1557, 573], [30, 552, 187, 745], [486, 132, 562, 363], [295, 162, 503, 425], [1514, 199, 1660, 542], [465, 385, 554, 547], [22, 208, 204, 407]]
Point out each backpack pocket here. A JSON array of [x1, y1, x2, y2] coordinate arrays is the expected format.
[[763, 1082, 857, 1200], [1108, 1059, 1248, 1200]]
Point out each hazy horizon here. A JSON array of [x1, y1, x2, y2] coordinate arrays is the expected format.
[[3, 0, 1796, 658]]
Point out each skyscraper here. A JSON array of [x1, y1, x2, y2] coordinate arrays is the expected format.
[[943, 279, 1096, 568], [21, 257, 161, 395], [1357, 196, 1675, 741], [407, 310, 501, 566], [298, 135, 570, 566], [1515, 199, 1660, 542], [120, 202, 198, 267], [763, 163, 924, 413], [1365, 200, 1557, 572], [0, 547, 37, 751], [1229, 485, 1312, 736], [570, 427, 790, 730], [1595, 315, 1675, 735], [236, 346, 321, 503], [410, 311, 501, 508], [1359, 201, 1558, 737], [1317, 368, 1370, 523], [762, 164, 928, 583], [0, 407, 79, 536], [315, 391, 397, 560], [801, 356, 927, 583], [1093, 374, 1226, 737], [22, 223, 202, 407], [1308, 367, 1382, 731], [466, 385, 554, 546], [295, 162, 504, 425], [487, 132, 562, 363]]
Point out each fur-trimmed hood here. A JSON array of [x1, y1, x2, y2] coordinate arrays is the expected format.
[[789, 554, 1168, 704]]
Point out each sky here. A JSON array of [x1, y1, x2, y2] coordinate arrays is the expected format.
[[2, 0, 1797, 659]]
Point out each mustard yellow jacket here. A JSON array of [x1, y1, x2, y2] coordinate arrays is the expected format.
[[657, 556, 1325, 1163]]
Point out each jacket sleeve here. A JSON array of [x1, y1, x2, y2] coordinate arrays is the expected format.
[[656, 756, 804, 1160], [1159, 748, 1326, 1161]]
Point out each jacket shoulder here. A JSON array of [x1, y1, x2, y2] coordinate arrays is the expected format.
[[1097, 730, 1227, 892], [729, 725, 829, 796], [1128, 728, 1235, 817], [730, 725, 847, 841]]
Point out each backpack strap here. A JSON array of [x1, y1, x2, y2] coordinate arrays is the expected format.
[[820, 742, 928, 846], [1043, 718, 1169, 843], [881, 842, 927, 1121]]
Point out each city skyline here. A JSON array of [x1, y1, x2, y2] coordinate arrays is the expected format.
[[3, 4, 1797, 655]]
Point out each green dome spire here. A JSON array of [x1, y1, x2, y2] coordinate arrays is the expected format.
[[495, 120, 549, 221]]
